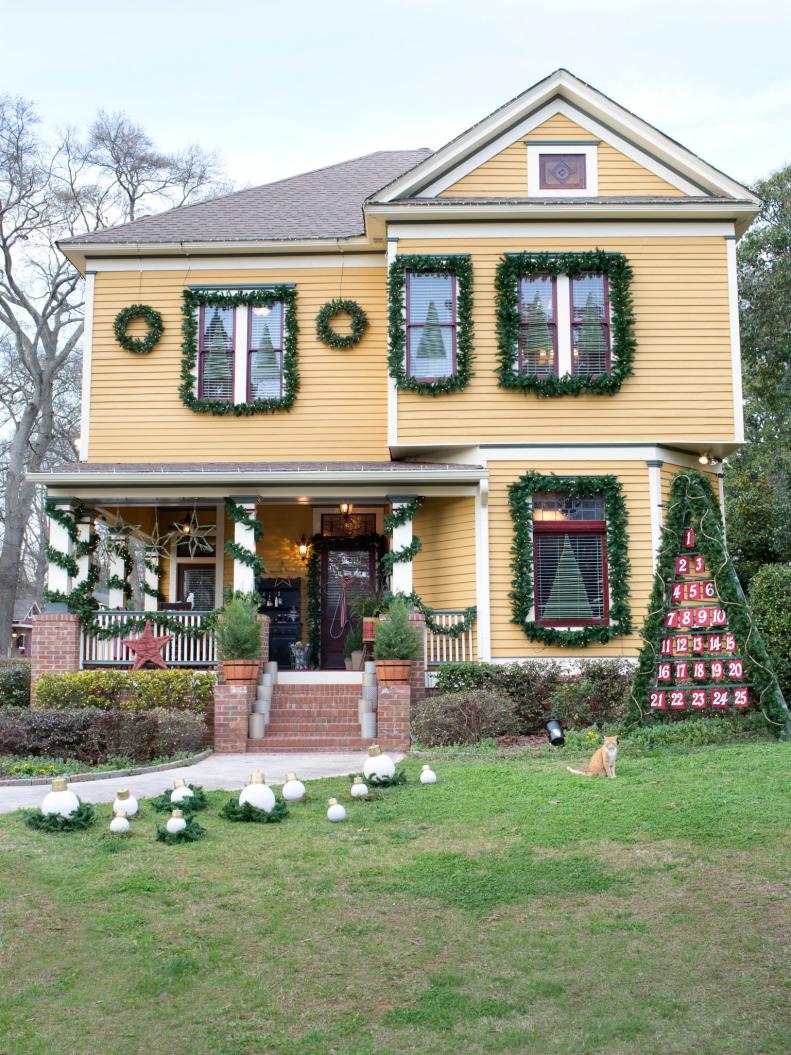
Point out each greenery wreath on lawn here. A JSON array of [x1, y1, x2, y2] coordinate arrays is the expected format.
[[113, 304, 164, 355], [23, 803, 96, 832], [315, 298, 369, 349], [151, 785, 208, 814], [360, 769, 408, 788], [220, 798, 289, 823], [156, 817, 206, 844]]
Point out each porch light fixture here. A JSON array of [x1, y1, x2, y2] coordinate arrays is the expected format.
[[297, 534, 309, 561], [339, 501, 353, 517], [698, 450, 718, 466], [175, 514, 192, 534]]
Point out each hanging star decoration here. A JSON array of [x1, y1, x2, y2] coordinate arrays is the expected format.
[[123, 621, 172, 670], [171, 508, 216, 558], [141, 520, 173, 562]]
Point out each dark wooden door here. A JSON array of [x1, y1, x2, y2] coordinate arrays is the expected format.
[[320, 541, 377, 669]]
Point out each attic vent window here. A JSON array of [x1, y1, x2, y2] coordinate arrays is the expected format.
[[539, 153, 586, 190]]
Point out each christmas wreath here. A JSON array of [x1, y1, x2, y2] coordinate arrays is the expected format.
[[220, 798, 289, 823], [23, 802, 96, 833], [113, 304, 164, 355], [315, 298, 369, 349]]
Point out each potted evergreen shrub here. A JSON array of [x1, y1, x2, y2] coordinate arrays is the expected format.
[[373, 596, 420, 685], [344, 622, 364, 671], [216, 596, 261, 684]]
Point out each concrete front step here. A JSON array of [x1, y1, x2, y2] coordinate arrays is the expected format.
[[247, 736, 375, 752]]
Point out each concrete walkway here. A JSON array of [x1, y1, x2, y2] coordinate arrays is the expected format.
[[0, 751, 400, 813]]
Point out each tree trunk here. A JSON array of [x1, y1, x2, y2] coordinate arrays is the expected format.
[[0, 403, 39, 652]]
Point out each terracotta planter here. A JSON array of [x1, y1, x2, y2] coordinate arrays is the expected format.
[[374, 658, 412, 685], [362, 617, 377, 643], [221, 659, 260, 685]]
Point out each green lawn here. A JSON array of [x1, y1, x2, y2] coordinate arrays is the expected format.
[[1, 741, 789, 1055]]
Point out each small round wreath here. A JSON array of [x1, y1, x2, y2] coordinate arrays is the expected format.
[[113, 304, 164, 355], [315, 298, 368, 350]]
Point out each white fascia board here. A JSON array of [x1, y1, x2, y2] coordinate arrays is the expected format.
[[78, 272, 95, 460], [369, 203, 752, 227], [725, 237, 746, 442], [29, 468, 487, 488], [86, 252, 385, 272], [386, 220, 736, 239]]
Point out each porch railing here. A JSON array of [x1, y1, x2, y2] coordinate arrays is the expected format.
[[423, 609, 476, 667], [81, 610, 217, 668]]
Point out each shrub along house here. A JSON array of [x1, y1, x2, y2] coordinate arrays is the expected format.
[[28, 70, 758, 750]]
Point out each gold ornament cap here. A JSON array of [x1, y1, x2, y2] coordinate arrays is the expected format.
[[421, 765, 432, 772], [353, 776, 364, 785], [327, 798, 338, 806], [250, 771, 265, 784], [116, 788, 130, 800], [367, 745, 381, 757], [173, 777, 185, 788], [286, 772, 297, 782], [171, 809, 184, 818], [51, 777, 68, 792], [114, 809, 127, 819]]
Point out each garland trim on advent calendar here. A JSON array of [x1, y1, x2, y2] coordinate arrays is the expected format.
[[387, 254, 474, 395], [113, 304, 164, 355], [180, 286, 298, 415], [508, 472, 632, 646], [495, 251, 636, 397], [627, 470, 790, 736], [315, 298, 369, 349]]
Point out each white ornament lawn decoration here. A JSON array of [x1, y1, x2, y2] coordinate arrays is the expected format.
[[363, 745, 395, 781], [109, 810, 130, 834], [113, 788, 138, 817], [170, 778, 194, 805], [41, 777, 81, 818], [326, 798, 346, 822], [281, 772, 306, 802], [239, 771, 275, 813], [350, 776, 368, 799], [166, 809, 187, 834], [420, 765, 437, 784]]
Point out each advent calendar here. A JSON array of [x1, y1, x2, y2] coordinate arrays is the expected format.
[[648, 526, 751, 714]]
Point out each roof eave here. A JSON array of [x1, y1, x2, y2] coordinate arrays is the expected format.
[[27, 467, 487, 488]]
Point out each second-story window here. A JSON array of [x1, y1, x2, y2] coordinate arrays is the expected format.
[[406, 271, 456, 381], [571, 273, 611, 376], [519, 274, 557, 376], [248, 302, 284, 401], [198, 305, 234, 403]]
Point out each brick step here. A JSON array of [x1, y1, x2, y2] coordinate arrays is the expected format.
[[268, 702, 362, 712], [265, 724, 363, 737], [247, 736, 375, 752], [269, 695, 362, 705], [266, 712, 362, 723]]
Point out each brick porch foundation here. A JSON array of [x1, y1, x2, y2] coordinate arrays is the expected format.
[[213, 683, 256, 752], [30, 611, 81, 703], [376, 684, 411, 751]]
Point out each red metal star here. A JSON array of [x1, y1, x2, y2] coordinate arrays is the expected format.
[[123, 621, 172, 670]]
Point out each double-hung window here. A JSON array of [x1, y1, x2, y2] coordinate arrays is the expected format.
[[533, 492, 608, 625], [247, 302, 284, 401], [197, 298, 286, 404], [519, 274, 557, 376], [570, 273, 610, 376], [406, 271, 456, 381], [198, 305, 235, 402]]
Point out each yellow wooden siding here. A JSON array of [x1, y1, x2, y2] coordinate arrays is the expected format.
[[487, 461, 653, 658], [88, 264, 389, 463], [396, 235, 735, 444], [439, 112, 684, 198], [660, 463, 721, 508]]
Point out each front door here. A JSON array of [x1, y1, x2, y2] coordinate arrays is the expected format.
[[320, 541, 378, 669]]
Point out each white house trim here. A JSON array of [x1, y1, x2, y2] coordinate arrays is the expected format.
[[233, 305, 249, 405], [85, 253, 385, 273], [385, 221, 736, 240], [479, 445, 711, 469], [526, 140, 598, 198], [647, 461, 664, 569], [78, 271, 95, 461], [725, 236, 746, 442], [474, 478, 491, 661], [386, 236, 399, 448]]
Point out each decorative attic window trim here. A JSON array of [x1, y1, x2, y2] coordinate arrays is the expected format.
[[527, 142, 598, 196], [387, 254, 474, 395], [508, 471, 632, 647], [495, 250, 635, 397], [180, 286, 298, 416]]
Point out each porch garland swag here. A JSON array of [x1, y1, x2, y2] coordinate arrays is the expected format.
[[113, 304, 164, 355], [508, 472, 632, 647], [495, 250, 636, 397], [315, 298, 368, 349], [179, 286, 299, 415], [223, 498, 265, 579], [387, 254, 474, 395]]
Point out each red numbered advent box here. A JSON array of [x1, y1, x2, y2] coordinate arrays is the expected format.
[[665, 609, 681, 629], [690, 688, 707, 708], [684, 528, 695, 548], [727, 659, 744, 679], [710, 660, 725, 681], [711, 688, 730, 708], [707, 634, 723, 653], [692, 634, 706, 654], [657, 662, 672, 681], [669, 689, 686, 710], [671, 583, 685, 603], [674, 661, 690, 680], [702, 580, 717, 600], [710, 607, 727, 626], [649, 690, 667, 710], [673, 636, 691, 655], [686, 581, 702, 601], [692, 660, 707, 680], [723, 633, 736, 653], [692, 555, 707, 575], [733, 687, 749, 708]]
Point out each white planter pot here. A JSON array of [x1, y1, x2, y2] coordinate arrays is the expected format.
[[248, 713, 266, 739], [362, 672, 377, 687], [253, 699, 269, 716], [257, 684, 273, 701], [358, 698, 374, 723], [361, 713, 377, 739], [364, 660, 377, 674], [261, 672, 274, 687], [362, 684, 378, 704], [265, 661, 278, 675]]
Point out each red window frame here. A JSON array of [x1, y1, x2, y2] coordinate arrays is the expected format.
[[569, 273, 611, 376], [538, 153, 587, 191], [246, 302, 284, 402], [405, 270, 457, 381], [533, 516, 609, 627], [198, 303, 235, 402], [518, 273, 558, 377]]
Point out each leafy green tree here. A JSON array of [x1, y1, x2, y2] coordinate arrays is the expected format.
[[749, 564, 791, 703]]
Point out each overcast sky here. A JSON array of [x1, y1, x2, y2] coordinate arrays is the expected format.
[[4, 0, 791, 193]]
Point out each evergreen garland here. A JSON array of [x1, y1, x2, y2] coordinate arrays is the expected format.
[[220, 798, 289, 823], [357, 769, 407, 788], [140, 549, 164, 604], [156, 817, 206, 843], [315, 298, 369, 349], [495, 251, 636, 396], [180, 287, 298, 415], [393, 592, 477, 639], [23, 802, 96, 832], [223, 498, 266, 579], [381, 497, 424, 576], [508, 472, 632, 646], [380, 538, 422, 575], [113, 304, 164, 355], [627, 470, 790, 736], [151, 785, 209, 814], [388, 254, 474, 395]]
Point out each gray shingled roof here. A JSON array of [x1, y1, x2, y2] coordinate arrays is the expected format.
[[59, 150, 431, 247]]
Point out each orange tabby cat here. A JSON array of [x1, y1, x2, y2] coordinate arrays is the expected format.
[[567, 736, 619, 778]]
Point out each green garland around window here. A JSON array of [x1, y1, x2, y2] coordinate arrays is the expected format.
[[508, 472, 632, 647], [495, 250, 636, 397], [387, 254, 474, 395], [113, 304, 164, 355], [223, 498, 265, 580], [180, 286, 298, 415], [315, 298, 368, 349], [626, 470, 790, 736]]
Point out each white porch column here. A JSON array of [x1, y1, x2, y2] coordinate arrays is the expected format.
[[233, 499, 258, 595], [647, 460, 664, 571], [74, 515, 94, 588], [46, 503, 75, 597], [388, 499, 414, 596], [143, 548, 160, 611], [474, 478, 491, 661], [107, 540, 127, 610]]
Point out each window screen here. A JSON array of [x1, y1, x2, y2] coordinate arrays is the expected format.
[[571, 273, 610, 376], [406, 272, 456, 380], [199, 305, 234, 402], [519, 274, 556, 376], [248, 302, 284, 401]]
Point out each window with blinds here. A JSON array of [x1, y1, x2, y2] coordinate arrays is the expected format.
[[248, 302, 284, 401], [406, 272, 456, 380], [518, 274, 557, 376], [571, 273, 610, 376], [533, 493, 607, 624], [198, 305, 234, 402]]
